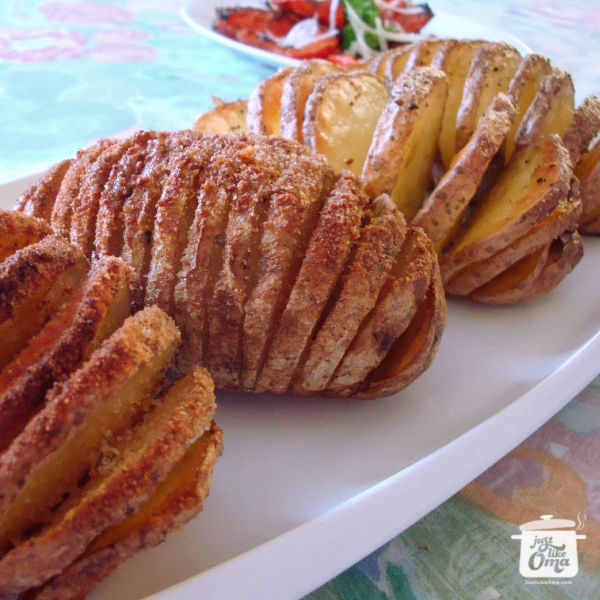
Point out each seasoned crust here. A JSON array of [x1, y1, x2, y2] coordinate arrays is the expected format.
[[0, 235, 88, 371], [0, 256, 132, 452], [0, 306, 180, 544], [241, 149, 335, 391], [31, 422, 222, 600], [354, 259, 446, 399], [51, 139, 114, 240], [293, 195, 406, 394], [15, 159, 72, 222], [0, 366, 215, 596], [0, 209, 51, 263], [328, 226, 435, 394], [256, 173, 369, 393]]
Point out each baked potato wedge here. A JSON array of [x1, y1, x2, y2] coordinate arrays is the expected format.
[[431, 39, 486, 168], [193, 98, 249, 134], [455, 42, 521, 152], [362, 66, 448, 220], [247, 66, 292, 135], [303, 70, 390, 176], [513, 68, 575, 150], [0, 209, 51, 262], [440, 134, 572, 281], [280, 59, 340, 142], [504, 53, 553, 162], [412, 92, 516, 250], [383, 44, 416, 87]]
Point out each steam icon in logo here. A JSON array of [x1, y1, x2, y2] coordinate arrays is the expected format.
[[512, 514, 586, 578]]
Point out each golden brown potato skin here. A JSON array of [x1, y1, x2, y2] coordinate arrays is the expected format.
[[16, 130, 445, 399]]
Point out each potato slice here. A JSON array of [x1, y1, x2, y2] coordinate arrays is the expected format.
[[193, 98, 249, 134], [367, 45, 410, 81], [514, 68, 575, 150], [242, 153, 334, 391], [355, 260, 445, 399], [0, 236, 88, 371], [562, 94, 600, 165], [0, 306, 180, 555], [204, 138, 294, 389], [504, 54, 552, 162], [303, 70, 390, 176], [0, 365, 215, 596], [293, 195, 405, 394], [15, 159, 72, 222], [0, 209, 51, 263], [431, 39, 486, 167], [51, 139, 114, 240], [468, 243, 551, 304], [446, 180, 582, 295], [280, 59, 340, 143], [455, 42, 521, 152], [383, 44, 415, 88], [247, 66, 292, 135], [145, 143, 214, 314], [362, 66, 448, 220], [32, 423, 222, 600], [577, 137, 600, 232], [404, 38, 448, 71], [256, 173, 368, 393], [69, 133, 152, 257], [439, 135, 572, 281], [328, 227, 434, 393], [0, 256, 132, 452], [412, 92, 516, 250], [470, 231, 583, 304]]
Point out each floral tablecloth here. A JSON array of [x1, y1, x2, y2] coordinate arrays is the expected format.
[[1, 1, 599, 599]]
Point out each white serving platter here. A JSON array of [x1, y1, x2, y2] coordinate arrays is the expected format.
[[181, 0, 531, 68], [3, 175, 600, 600]]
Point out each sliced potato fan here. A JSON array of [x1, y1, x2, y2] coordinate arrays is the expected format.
[[0, 229, 221, 598], [303, 70, 390, 176], [16, 130, 445, 397], [247, 66, 292, 135]]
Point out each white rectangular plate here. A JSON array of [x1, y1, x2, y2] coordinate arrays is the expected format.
[[3, 175, 600, 600]]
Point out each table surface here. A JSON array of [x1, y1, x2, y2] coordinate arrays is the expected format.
[[1, 1, 599, 599]]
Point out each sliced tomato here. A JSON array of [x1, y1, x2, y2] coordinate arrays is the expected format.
[[271, 0, 346, 28], [380, 3, 434, 33], [214, 7, 341, 59]]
